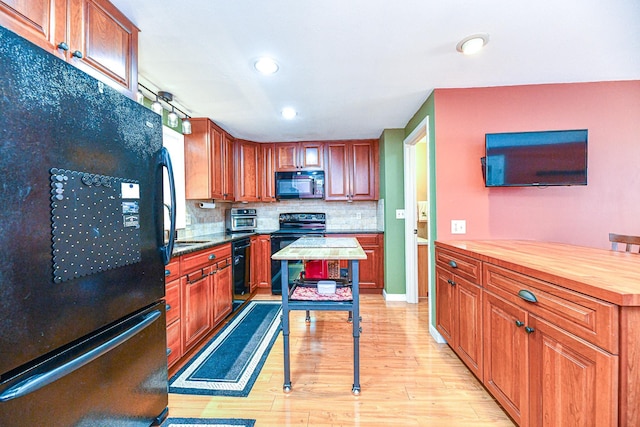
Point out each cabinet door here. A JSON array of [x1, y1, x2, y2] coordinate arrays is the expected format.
[[209, 124, 225, 199], [483, 291, 529, 426], [68, 0, 138, 97], [0, 0, 66, 58], [275, 143, 298, 171], [257, 235, 271, 288], [236, 140, 259, 202], [212, 263, 232, 325], [435, 266, 456, 344], [300, 142, 323, 170], [349, 139, 378, 200], [528, 316, 618, 427], [166, 316, 181, 369], [324, 142, 350, 200], [260, 143, 276, 202], [223, 132, 235, 201], [184, 118, 211, 199], [182, 268, 212, 350], [455, 277, 483, 380]]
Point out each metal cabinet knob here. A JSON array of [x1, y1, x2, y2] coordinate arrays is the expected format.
[[525, 326, 535, 334], [449, 260, 458, 268], [72, 50, 83, 59], [208, 254, 216, 260], [57, 42, 69, 51], [515, 320, 524, 327]]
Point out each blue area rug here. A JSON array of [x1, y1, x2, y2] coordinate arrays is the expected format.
[[162, 417, 255, 426], [169, 300, 282, 397]]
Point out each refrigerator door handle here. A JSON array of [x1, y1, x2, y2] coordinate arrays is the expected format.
[[0, 310, 161, 402], [158, 147, 176, 265]]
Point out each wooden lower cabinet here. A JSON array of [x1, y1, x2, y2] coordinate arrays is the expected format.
[[168, 242, 233, 369], [527, 316, 618, 427], [251, 234, 271, 290], [182, 266, 212, 350], [435, 241, 626, 427], [333, 233, 384, 291], [212, 260, 232, 325], [483, 291, 529, 425], [165, 276, 182, 368], [435, 265, 483, 380]]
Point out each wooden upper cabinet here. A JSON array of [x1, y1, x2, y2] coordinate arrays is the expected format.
[[0, 0, 139, 98], [184, 118, 235, 201], [223, 132, 235, 201], [68, 0, 138, 97], [236, 139, 260, 202], [260, 143, 276, 202], [325, 139, 379, 201], [0, 0, 66, 59], [275, 142, 324, 171]]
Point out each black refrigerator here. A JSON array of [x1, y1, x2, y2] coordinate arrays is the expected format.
[[0, 25, 176, 426]]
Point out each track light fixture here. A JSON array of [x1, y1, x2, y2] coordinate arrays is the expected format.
[[138, 84, 192, 135]]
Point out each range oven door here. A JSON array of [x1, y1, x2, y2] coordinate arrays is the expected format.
[[270, 233, 322, 294]]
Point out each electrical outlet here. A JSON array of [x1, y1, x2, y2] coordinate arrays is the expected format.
[[451, 219, 466, 234], [354, 212, 362, 220], [396, 209, 405, 219]]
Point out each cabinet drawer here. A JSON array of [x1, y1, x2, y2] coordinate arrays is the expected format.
[[165, 277, 181, 325], [165, 258, 180, 282], [484, 263, 619, 353], [166, 318, 181, 368], [354, 234, 380, 247], [181, 243, 232, 274], [436, 248, 482, 284]]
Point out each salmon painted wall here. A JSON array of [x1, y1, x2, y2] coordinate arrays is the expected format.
[[434, 81, 640, 249]]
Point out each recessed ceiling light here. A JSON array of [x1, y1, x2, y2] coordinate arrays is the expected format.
[[254, 57, 279, 74], [281, 107, 297, 120], [456, 33, 490, 55]]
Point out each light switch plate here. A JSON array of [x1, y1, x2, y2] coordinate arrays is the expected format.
[[451, 219, 466, 234]]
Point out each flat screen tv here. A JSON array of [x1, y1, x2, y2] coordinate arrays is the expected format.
[[483, 129, 588, 187]]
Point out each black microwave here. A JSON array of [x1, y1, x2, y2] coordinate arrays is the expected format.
[[275, 171, 325, 199]]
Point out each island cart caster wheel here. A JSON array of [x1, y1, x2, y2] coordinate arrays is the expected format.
[[283, 384, 292, 393], [352, 386, 361, 395]]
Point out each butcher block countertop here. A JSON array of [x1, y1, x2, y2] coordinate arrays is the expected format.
[[436, 240, 640, 306], [272, 237, 367, 261]]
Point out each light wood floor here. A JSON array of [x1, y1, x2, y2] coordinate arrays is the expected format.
[[168, 293, 515, 426]]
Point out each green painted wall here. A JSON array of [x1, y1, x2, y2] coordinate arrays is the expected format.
[[380, 129, 406, 295]]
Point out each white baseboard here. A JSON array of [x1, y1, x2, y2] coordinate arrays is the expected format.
[[382, 290, 407, 302], [429, 324, 447, 344]]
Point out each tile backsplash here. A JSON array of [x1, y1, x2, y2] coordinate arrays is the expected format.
[[180, 199, 383, 238]]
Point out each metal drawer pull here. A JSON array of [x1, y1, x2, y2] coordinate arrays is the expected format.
[[447, 279, 456, 286], [525, 326, 535, 334], [208, 254, 216, 260], [515, 320, 524, 327], [166, 304, 171, 311], [166, 348, 172, 356], [518, 289, 538, 303], [448, 260, 458, 268], [165, 269, 171, 276]]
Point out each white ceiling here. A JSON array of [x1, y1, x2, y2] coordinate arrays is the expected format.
[[111, 0, 640, 142]]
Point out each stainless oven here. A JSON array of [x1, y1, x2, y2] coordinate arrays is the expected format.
[[225, 208, 257, 233]]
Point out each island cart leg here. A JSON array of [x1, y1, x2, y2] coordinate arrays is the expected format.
[[351, 259, 361, 395], [281, 260, 292, 393]]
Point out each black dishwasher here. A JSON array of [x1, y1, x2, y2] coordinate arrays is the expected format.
[[232, 237, 251, 295]]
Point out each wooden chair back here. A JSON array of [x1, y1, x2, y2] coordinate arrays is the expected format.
[[609, 233, 640, 253]]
